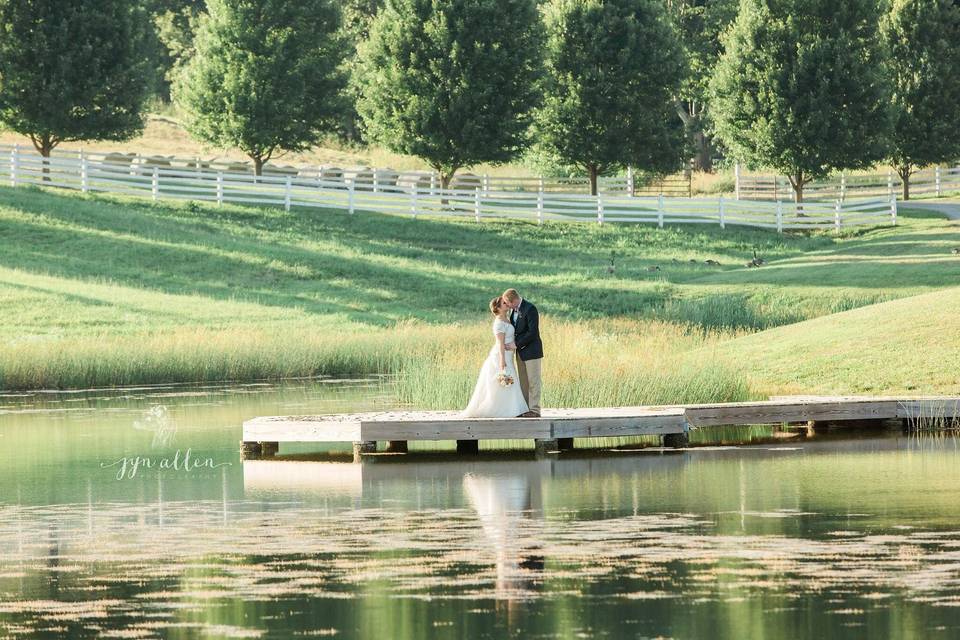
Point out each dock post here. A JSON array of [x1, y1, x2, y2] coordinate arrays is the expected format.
[[241, 441, 278, 459], [385, 440, 408, 453], [456, 440, 479, 454], [556, 438, 575, 452], [534, 439, 559, 456], [662, 432, 689, 448], [352, 441, 377, 462], [260, 442, 279, 457], [240, 441, 262, 459]]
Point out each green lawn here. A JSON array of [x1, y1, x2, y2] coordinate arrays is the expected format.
[[1, 184, 958, 404]]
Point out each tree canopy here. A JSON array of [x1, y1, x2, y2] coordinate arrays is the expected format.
[[356, 0, 542, 188], [174, 0, 346, 175], [535, 0, 687, 195], [0, 0, 153, 157], [710, 0, 891, 202], [880, 0, 960, 200]]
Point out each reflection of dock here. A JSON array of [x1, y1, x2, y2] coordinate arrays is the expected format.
[[241, 396, 960, 461]]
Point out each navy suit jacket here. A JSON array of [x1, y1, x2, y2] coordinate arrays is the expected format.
[[511, 299, 543, 361]]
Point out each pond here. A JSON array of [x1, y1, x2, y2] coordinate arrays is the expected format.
[[2, 380, 960, 639]]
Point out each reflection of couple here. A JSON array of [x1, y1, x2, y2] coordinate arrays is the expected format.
[[462, 289, 543, 418], [463, 469, 544, 603]]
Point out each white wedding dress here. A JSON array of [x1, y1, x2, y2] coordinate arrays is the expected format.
[[462, 318, 530, 418]]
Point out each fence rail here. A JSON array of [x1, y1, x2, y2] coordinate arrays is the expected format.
[[14, 143, 691, 197], [735, 162, 960, 202], [0, 144, 896, 232]]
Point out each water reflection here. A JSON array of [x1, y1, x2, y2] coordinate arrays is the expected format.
[[3, 383, 960, 638]]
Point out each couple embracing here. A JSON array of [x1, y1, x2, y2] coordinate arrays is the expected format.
[[462, 289, 543, 419]]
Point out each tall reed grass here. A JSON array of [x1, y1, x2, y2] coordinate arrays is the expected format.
[[0, 317, 752, 408]]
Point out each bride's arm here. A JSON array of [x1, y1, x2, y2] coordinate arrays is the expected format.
[[496, 332, 507, 371]]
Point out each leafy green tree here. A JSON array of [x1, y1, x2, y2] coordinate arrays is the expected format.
[[710, 0, 890, 203], [670, 0, 738, 172], [880, 0, 960, 200], [0, 0, 152, 157], [337, 0, 384, 142], [356, 0, 542, 188], [536, 0, 687, 195], [153, 3, 203, 101], [174, 0, 346, 175]]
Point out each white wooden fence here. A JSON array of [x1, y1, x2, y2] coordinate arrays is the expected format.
[[735, 162, 960, 202], [0, 144, 896, 232]]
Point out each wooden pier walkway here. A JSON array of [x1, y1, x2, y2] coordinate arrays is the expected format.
[[241, 396, 960, 461]]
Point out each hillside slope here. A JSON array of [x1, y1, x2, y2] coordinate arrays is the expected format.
[[716, 287, 960, 396]]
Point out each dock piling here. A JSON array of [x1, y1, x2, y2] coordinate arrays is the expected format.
[[456, 440, 480, 454], [386, 441, 408, 453], [352, 441, 377, 462], [534, 439, 559, 456]]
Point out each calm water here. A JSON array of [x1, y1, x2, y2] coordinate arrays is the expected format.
[[2, 381, 960, 639]]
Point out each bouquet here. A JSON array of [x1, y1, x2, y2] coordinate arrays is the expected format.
[[496, 370, 515, 387]]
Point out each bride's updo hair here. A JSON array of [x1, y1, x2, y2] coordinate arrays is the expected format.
[[489, 296, 503, 316]]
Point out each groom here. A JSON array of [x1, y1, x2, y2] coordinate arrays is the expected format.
[[502, 289, 542, 418]]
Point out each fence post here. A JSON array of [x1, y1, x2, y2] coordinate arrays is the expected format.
[[80, 151, 88, 193], [776, 200, 783, 233], [10, 143, 18, 187], [474, 187, 481, 223], [348, 180, 355, 214], [626, 166, 635, 197], [411, 184, 418, 218], [216, 172, 224, 206], [719, 195, 726, 229], [657, 194, 664, 229], [597, 194, 604, 225], [887, 170, 893, 199], [537, 187, 544, 225], [834, 199, 841, 231], [734, 162, 741, 200], [284, 175, 292, 212], [936, 166, 942, 197], [430, 173, 436, 197], [373, 169, 379, 193], [840, 172, 846, 203], [891, 195, 897, 226], [151, 166, 159, 201]]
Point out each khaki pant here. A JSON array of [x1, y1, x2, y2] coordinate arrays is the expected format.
[[516, 356, 542, 415]]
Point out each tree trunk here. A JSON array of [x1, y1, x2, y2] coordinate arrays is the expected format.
[[897, 164, 912, 201], [252, 155, 264, 177], [692, 129, 713, 173], [588, 164, 598, 196], [790, 170, 805, 216], [30, 135, 56, 182]]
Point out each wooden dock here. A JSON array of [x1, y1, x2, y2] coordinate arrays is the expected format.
[[241, 396, 960, 461]]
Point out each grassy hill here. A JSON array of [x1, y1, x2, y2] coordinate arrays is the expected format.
[[715, 287, 960, 397], [0, 182, 957, 405]]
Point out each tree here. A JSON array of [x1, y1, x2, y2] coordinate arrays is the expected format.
[[174, 0, 346, 176], [0, 0, 152, 158], [880, 0, 960, 200], [669, 0, 738, 172], [356, 0, 542, 188], [536, 0, 687, 195], [152, 2, 204, 102], [710, 0, 890, 203], [337, 0, 384, 142]]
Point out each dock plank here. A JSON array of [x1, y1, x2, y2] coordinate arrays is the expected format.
[[240, 396, 960, 456]]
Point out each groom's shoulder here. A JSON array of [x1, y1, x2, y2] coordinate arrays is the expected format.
[[523, 299, 538, 313]]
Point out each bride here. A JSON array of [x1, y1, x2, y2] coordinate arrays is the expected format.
[[462, 296, 530, 418]]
